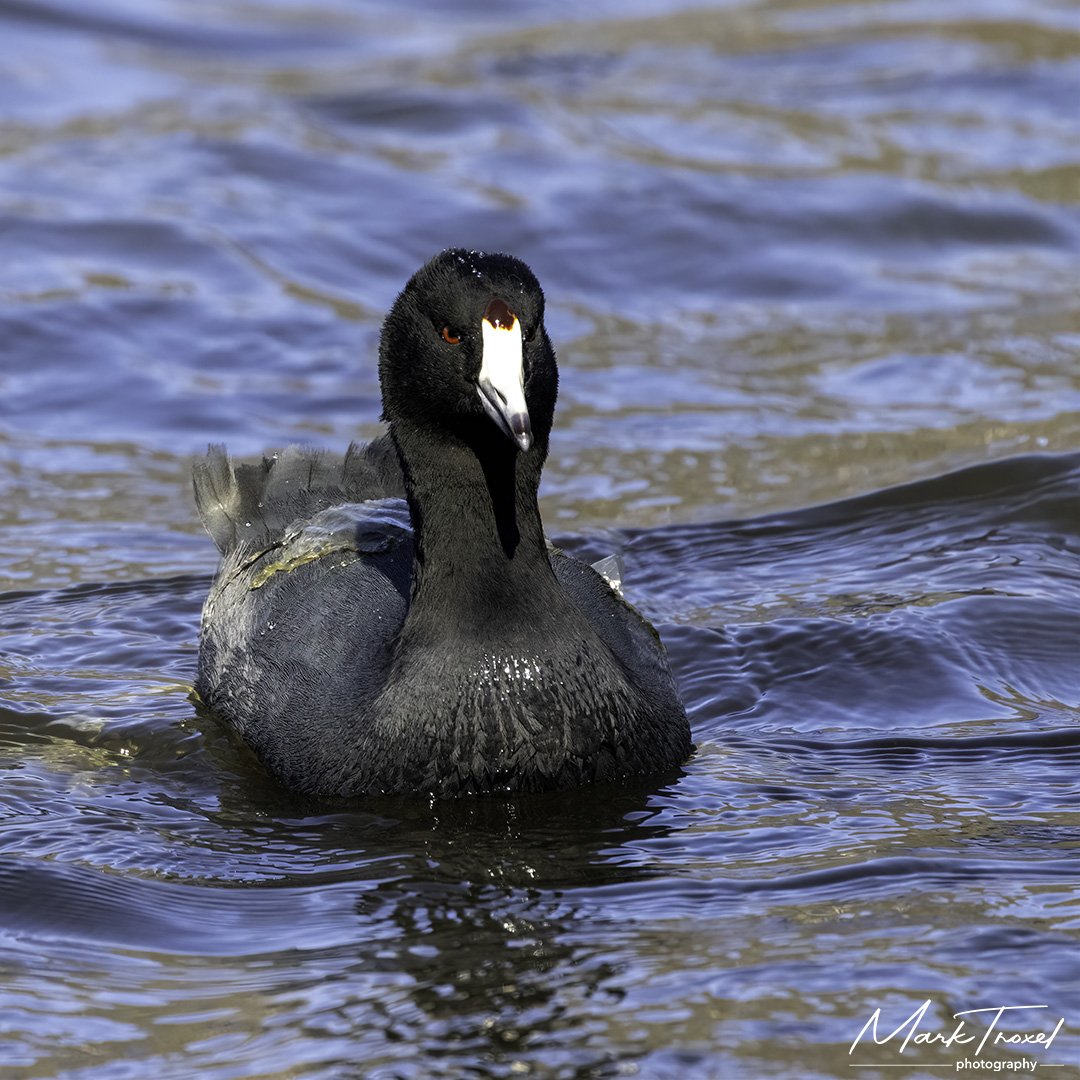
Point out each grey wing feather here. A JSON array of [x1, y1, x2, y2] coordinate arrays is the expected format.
[[193, 439, 404, 556]]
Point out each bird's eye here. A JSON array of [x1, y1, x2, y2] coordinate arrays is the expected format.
[[441, 326, 461, 345]]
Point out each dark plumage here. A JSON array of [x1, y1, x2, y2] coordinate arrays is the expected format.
[[194, 249, 691, 797]]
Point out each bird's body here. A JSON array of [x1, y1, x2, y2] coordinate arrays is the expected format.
[[194, 250, 690, 797]]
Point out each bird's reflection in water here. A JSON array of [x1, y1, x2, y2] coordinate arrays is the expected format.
[[349, 782, 679, 1074], [195, 710, 682, 1071]]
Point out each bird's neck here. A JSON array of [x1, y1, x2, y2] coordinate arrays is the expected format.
[[391, 421, 558, 638]]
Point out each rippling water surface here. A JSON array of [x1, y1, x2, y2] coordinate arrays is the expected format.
[[2, 1, 1080, 1077]]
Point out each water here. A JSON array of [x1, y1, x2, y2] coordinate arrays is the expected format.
[[2, 0, 1080, 1076]]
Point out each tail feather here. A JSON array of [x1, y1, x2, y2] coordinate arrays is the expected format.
[[193, 439, 404, 556]]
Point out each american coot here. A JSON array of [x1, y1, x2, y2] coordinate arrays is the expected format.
[[194, 250, 691, 797]]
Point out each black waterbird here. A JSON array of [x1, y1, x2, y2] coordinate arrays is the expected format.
[[193, 250, 691, 797]]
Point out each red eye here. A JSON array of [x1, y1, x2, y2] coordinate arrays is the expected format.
[[441, 327, 461, 345]]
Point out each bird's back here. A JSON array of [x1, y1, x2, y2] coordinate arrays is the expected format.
[[194, 443, 416, 787]]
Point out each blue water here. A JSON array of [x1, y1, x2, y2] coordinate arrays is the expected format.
[[2, 1, 1080, 1077]]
